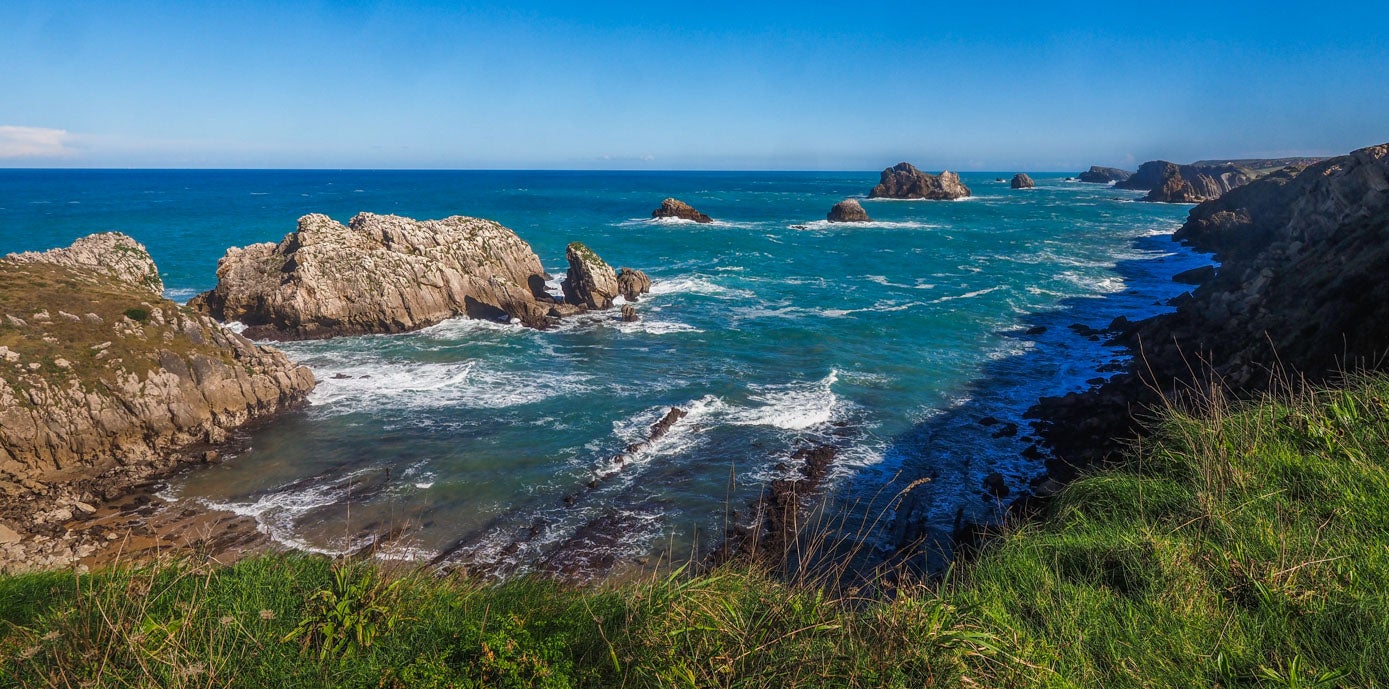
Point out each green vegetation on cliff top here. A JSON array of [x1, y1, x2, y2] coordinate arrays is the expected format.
[[3, 374, 1388, 687]]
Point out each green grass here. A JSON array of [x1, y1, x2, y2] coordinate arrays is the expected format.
[[4, 374, 1389, 687]]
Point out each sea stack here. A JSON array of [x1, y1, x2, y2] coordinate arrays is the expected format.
[[651, 198, 713, 223], [190, 212, 557, 338], [869, 163, 971, 200], [1117, 161, 1255, 203], [1078, 166, 1132, 184], [561, 242, 620, 310], [616, 267, 653, 302], [1010, 173, 1035, 189], [826, 199, 872, 223]]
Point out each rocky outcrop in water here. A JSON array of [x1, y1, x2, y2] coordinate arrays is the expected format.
[[652, 198, 713, 223], [0, 235, 314, 571], [1033, 142, 1389, 478], [616, 268, 652, 302], [191, 212, 559, 338], [1010, 173, 1035, 189], [1078, 166, 1132, 184], [561, 242, 619, 310], [869, 163, 971, 200], [826, 199, 872, 222], [1117, 161, 1256, 203]]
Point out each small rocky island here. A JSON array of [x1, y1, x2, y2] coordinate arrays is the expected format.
[[869, 162, 971, 200], [192, 212, 647, 339], [1115, 161, 1256, 203], [1010, 173, 1035, 189], [651, 198, 713, 223], [0, 234, 315, 569], [826, 199, 871, 223], [1077, 166, 1132, 184]]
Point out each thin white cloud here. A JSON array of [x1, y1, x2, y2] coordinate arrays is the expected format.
[[0, 125, 75, 159]]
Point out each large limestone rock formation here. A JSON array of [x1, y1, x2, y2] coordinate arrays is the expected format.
[[1010, 173, 1035, 189], [1117, 161, 1256, 203], [616, 268, 652, 302], [0, 235, 314, 568], [1078, 166, 1132, 184], [191, 213, 557, 338], [826, 199, 872, 222], [869, 163, 971, 200], [652, 198, 713, 223], [561, 242, 620, 310]]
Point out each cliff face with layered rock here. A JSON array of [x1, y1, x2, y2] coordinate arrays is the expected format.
[[561, 242, 620, 310], [869, 163, 971, 200], [1033, 142, 1389, 476], [1117, 161, 1257, 203], [0, 235, 314, 569], [191, 212, 559, 338]]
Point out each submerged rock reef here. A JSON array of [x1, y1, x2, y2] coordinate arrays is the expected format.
[[0, 235, 314, 570], [869, 163, 971, 200], [193, 212, 647, 339]]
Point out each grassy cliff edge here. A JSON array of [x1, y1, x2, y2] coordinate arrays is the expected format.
[[3, 373, 1386, 687]]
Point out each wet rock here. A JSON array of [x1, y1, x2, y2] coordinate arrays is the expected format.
[[1010, 173, 1035, 189], [1025, 325, 1048, 335], [652, 198, 713, 223], [1173, 265, 1216, 285], [983, 472, 1009, 499], [826, 199, 872, 223], [869, 162, 971, 200], [561, 242, 619, 310], [616, 267, 652, 301], [621, 305, 638, 322]]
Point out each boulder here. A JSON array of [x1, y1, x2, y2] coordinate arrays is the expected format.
[[1078, 166, 1132, 184], [0, 236, 315, 566], [869, 163, 971, 200], [616, 267, 652, 302], [190, 212, 556, 338], [826, 199, 872, 223], [1010, 173, 1035, 189], [621, 305, 639, 322], [651, 198, 713, 223], [561, 242, 619, 310]]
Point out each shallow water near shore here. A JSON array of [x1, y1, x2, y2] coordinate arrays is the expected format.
[[1, 170, 1208, 576]]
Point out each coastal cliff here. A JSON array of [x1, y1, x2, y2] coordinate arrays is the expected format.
[[869, 163, 971, 200], [192, 213, 559, 338], [0, 234, 314, 569], [1035, 142, 1389, 473], [1116, 160, 1256, 203]]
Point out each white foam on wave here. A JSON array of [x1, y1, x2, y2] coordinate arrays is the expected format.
[[734, 370, 842, 430], [795, 220, 939, 231], [223, 321, 248, 334], [821, 300, 930, 318], [617, 217, 758, 229], [191, 469, 377, 556], [162, 287, 202, 304], [647, 276, 754, 300], [302, 357, 592, 416], [927, 285, 1006, 304], [1058, 270, 1125, 295], [865, 275, 936, 290]]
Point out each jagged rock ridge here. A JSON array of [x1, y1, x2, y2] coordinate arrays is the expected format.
[[651, 198, 713, 223], [869, 163, 971, 200]]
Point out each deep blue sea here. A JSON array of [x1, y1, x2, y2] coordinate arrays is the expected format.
[[0, 170, 1207, 575]]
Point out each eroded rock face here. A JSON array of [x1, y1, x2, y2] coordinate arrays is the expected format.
[[0, 237, 315, 570], [561, 242, 619, 310], [1078, 166, 1132, 184], [827, 199, 871, 222], [869, 163, 971, 200], [616, 268, 652, 302], [652, 198, 713, 223], [191, 213, 556, 338], [1010, 173, 1035, 189], [1118, 161, 1256, 203]]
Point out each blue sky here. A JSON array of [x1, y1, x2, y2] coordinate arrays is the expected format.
[[2, 1, 1385, 170]]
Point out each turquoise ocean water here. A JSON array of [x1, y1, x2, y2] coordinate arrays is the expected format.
[[0, 170, 1205, 575]]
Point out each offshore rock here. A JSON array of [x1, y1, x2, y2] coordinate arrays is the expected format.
[[561, 242, 620, 310], [826, 199, 872, 222], [0, 236, 314, 571], [616, 267, 652, 302], [652, 198, 713, 223], [1078, 166, 1132, 184], [191, 212, 556, 338], [1118, 161, 1256, 203], [869, 162, 971, 200], [1010, 173, 1035, 189], [621, 305, 639, 322]]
